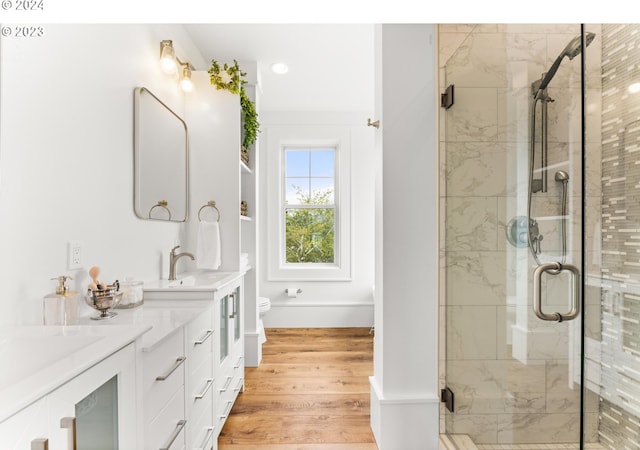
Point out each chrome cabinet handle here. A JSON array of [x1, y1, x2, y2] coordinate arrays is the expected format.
[[195, 378, 214, 400], [198, 427, 215, 450], [60, 417, 76, 450], [194, 330, 213, 345], [234, 377, 244, 392], [229, 293, 236, 319], [218, 400, 233, 420], [31, 438, 49, 450], [156, 356, 186, 381], [533, 262, 580, 322], [219, 375, 233, 392], [160, 419, 186, 450], [234, 356, 244, 369]]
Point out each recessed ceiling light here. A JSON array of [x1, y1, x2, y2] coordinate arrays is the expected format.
[[629, 82, 640, 94], [271, 63, 289, 74]]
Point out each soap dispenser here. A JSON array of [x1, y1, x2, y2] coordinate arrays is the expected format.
[[43, 275, 80, 325]]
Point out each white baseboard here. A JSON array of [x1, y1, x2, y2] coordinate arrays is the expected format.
[[262, 301, 374, 328], [244, 331, 262, 367], [369, 376, 440, 450]]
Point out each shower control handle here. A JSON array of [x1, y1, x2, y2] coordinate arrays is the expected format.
[[533, 262, 580, 322]]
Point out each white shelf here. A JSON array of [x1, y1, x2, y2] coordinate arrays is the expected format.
[[240, 215, 252, 222], [240, 161, 252, 174]]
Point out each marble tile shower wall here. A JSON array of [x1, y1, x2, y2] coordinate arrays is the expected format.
[[597, 23, 640, 450], [439, 24, 602, 444]]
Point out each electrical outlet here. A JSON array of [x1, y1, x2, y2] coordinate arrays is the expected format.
[[67, 241, 82, 270]]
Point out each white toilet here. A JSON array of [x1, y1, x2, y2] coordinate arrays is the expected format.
[[258, 296, 271, 344]]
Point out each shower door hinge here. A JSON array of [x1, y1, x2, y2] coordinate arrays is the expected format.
[[441, 386, 455, 413], [441, 84, 454, 109]]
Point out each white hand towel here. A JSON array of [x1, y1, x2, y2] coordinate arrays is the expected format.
[[196, 221, 221, 270]]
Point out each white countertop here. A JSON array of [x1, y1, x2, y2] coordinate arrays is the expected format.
[[79, 300, 212, 352], [0, 323, 150, 423]]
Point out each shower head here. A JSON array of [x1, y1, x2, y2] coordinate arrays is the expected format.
[[536, 32, 596, 93]]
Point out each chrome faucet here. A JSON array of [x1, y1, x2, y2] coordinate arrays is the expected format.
[[169, 245, 195, 280]]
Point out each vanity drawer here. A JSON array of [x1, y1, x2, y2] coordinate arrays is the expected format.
[[143, 329, 185, 423], [190, 404, 216, 450], [145, 385, 186, 450], [188, 324, 213, 377], [188, 359, 214, 424]]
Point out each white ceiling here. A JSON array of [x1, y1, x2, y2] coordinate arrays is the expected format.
[[184, 24, 375, 113]]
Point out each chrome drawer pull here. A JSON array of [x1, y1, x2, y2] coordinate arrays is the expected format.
[[195, 378, 214, 400], [233, 378, 244, 392], [194, 330, 213, 345], [234, 356, 244, 368], [160, 419, 186, 450], [218, 400, 233, 419], [219, 375, 233, 392], [156, 356, 186, 381], [198, 427, 215, 450]]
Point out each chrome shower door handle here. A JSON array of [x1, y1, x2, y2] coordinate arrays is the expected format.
[[533, 262, 580, 322]]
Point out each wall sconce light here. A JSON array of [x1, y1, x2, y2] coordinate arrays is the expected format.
[[159, 40, 177, 74], [179, 62, 194, 93], [160, 39, 195, 93]]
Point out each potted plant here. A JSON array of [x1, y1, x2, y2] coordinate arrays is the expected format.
[[208, 59, 260, 155]]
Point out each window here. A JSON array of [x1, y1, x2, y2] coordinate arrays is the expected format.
[[284, 148, 336, 264], [266, 126, 351, 281]]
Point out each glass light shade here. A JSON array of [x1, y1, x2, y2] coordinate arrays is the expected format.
[[180, 65, 193, 92], [160, 42, 176, 74]]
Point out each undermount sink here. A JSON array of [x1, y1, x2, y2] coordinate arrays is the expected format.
[[143, 271, 238, 300]]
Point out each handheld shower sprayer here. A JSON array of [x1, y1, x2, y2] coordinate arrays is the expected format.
[[537, 32, 596, 94]]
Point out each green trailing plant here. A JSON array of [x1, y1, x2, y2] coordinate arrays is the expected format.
[[208, 59, 260, 150]]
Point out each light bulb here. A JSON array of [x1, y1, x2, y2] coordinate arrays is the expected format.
[[180, 78, 193, 92]]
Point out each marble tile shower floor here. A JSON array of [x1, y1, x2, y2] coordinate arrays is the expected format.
[[440, 435, 606, 450], [476, 444, 606, 450]]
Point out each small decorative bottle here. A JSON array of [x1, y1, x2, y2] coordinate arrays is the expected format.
[[43, 275, 80, 325]]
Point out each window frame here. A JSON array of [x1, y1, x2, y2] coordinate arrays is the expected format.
[[282, 146, 338, 267], [266, 126, 352, 281]]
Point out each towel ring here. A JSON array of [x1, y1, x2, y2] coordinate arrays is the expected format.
[[198, 200, 221, 222], [148, 200, 172, 220]]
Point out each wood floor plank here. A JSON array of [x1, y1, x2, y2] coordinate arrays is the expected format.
[[230, 393, 371, 416], [218, 328, 377, 448], [245, 362, 372, 378], [218, 444, 379, 450]]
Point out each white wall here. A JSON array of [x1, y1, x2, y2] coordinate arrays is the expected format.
[[369, 24, 440, 449], [0, 24, 205, 325], [258, 112, 376, 327]]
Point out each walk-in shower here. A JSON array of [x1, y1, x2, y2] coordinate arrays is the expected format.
[[439, 23, 636, 449]]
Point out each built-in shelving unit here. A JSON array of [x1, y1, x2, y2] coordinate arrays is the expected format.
[[238, 64, 260, 367], [184, 67, 261, 368]]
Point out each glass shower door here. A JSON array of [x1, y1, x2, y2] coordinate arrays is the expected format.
[[441, 24, 596, 448]]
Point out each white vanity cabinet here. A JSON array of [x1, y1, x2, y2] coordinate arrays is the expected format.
[[0, 341, 140, 450], [215, 279, 245, 431]]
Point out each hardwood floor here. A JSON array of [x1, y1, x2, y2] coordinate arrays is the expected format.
[[218, 328, 378, 450]]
